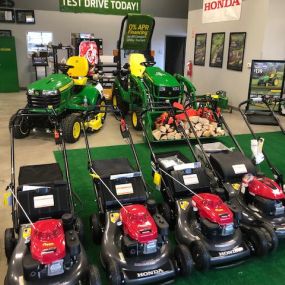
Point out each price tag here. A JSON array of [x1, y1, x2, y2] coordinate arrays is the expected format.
[[232, 164, 247, 174], [183, 174, 199, 185], [115, 183, 134, 195]]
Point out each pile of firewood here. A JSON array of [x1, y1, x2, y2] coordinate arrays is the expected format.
[[152, 115, 225, 141]]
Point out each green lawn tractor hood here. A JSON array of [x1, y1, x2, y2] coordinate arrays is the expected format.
[[145, 67, 180, 88], [27, 73, 73, 95]]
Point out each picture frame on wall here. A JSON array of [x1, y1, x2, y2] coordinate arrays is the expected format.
[[227, 32, 247, 71], [194, 33, 207, 66], [209, 32, 225, 68], [0, 30, 12, 37], [16, 10, 35, 24], [0, 9, 15, 23]]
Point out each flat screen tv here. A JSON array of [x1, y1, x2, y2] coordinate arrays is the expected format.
[[247, 60, 285, 112]]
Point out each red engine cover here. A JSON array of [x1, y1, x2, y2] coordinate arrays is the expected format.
[[120, 204, 158, 244], [192, 193, 233, 226], [248, 176, 285, 200], [31, 219, 66, 265]]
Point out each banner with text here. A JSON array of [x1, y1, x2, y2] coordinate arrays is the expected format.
[[202, 0, 242, 23], [59, 0, 141, 16]]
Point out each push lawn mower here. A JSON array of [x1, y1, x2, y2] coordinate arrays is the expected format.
[[83, 105, 193, 285], [175, 98, 281, 253], [10, 55, 106, 143], [112, 14, 196, 131], [4, 112, 101, 285], [140, 109, 256, 271]]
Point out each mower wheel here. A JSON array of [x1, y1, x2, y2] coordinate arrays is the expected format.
[[5, 228, 16, 261], [174, 244, 193, 276], [112, 90, 129, 116], [259, 223, 279, 253], [90, 214, 102, 244], [131, 111, 142, 131], [9, 113, 30, 139], [74, 217, 84, 242], [62, 114, 81, 143], [89, 265, 102, 285], [159, 202, 173, 228], [249, 227, 269, 257], [190, 240, 210, 271], [107, 259, 121, 285]]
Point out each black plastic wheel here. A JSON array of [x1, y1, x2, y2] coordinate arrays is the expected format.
[[74, 217, 84, 242], [174, 244, 193, 276], [259, 223, 279, 253], [90, 213, 102, 244], [249, 227, 269, 257], [107, 259, 121, 285], [131, 111, 142, 131], [5, 228, 16, 261], [62, 114, 81, 143], [9, 113, 30, 139], [190, 240, 210, 271], [89, 264, 102, 285], [112, 89, 129, 116], [159, 202, 173, 227]]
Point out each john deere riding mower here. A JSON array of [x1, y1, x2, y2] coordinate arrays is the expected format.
[[11, 56, 106, 143], [112, 14, 196, 130]]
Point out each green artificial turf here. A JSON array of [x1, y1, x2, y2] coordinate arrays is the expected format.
[[54, 131, 285, 285]]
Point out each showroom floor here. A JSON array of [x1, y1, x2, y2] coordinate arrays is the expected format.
[[0, 91, 284, 283]]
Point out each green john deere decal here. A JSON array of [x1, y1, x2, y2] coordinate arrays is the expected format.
[[123, 14, 155, 51], [59, 0, 141, 16]]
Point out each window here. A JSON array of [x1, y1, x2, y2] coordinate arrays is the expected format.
[[26, 31, 53, 56]]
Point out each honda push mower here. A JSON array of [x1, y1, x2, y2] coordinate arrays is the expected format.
[[10, 55, 106, 143], [141, 108, 253, 271], [83, 106, 193, 285], [4, 112, 101, 285]]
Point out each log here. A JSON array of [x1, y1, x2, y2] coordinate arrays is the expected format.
[[152, 129, 161, 141]]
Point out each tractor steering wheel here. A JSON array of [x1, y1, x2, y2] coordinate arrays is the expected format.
[[57, 63, 74, 75], [140, 61, 156, 67]]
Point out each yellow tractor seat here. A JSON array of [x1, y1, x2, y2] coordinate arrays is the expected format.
[[66, 56, 89, 86], [129, 53, 146, 77]]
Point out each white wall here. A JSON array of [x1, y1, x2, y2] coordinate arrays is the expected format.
[[262, 0, 285, 59], [2, 10, 187, 87], [185, 0, 270, 107]]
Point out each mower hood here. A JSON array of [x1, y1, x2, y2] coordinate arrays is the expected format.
[[192, 193, 233, 226], [145, 67, 180, 88], [27, 73, 73, 93]]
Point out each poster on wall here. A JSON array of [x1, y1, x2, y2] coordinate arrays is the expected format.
[[59, 0, 141, 16], [209, 32, 225, 68], [247, 60, 285, 112], [227, 32, 246, 71], [202, 0, 242, 23], [194, 33, 207, 66]]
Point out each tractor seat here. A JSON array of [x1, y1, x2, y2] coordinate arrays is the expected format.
[[66, 56, 89, 86], [129, 53, 146, 77]]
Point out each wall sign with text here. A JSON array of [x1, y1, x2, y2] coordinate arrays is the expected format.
[[59, 0, 141, 16]]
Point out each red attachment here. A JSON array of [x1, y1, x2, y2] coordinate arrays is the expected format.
[[192, 193, 233, 226], [120, 204, 158, 244], [248, 176, 285, 200], [54, 130, 60, 139], [120, 119, 126, 132], [31, 219, 66, 265]]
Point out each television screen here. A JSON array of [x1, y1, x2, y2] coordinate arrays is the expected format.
[[247, 60, 285, 111]]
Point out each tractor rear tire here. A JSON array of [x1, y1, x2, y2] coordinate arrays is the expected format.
[[90, 213, 102, 244], [190, 240, 210, 271], [89, 265, 102, 285], [9, 114, 30, 139], [174, 244, 193, 276], [5, 228, 16, 262], [112, 90, 129, 116], [131, 111, 142, 131], [62, 114, 81, 143]]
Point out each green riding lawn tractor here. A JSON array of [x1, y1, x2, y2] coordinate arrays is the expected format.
[[112, 14, 196, 130], [10, 56, 106, 143]]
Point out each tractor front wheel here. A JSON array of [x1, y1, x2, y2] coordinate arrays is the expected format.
[[62, 114, 81, 143], [131, 111, 142, 131], [9, 114, 30, 139]]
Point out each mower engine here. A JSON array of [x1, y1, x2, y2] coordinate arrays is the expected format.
[[120, 204, 168, 257], [192, 193, 235, 239], [243, 175, 285, 217]]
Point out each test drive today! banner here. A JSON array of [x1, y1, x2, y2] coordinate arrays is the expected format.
[[59, 0, 141, 16], [202, 0, 242, 23]]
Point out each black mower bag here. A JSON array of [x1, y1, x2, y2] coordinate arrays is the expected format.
[[210, 151, 256, 183]]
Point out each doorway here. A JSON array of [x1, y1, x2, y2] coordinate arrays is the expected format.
[[165, 36, 186, 75]]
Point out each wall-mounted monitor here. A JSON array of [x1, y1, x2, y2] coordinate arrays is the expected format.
[[0, 9, 15, 23], [247, 60, 285, 112]]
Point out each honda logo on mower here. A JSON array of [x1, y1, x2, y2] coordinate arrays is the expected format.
[[137, 268, 164, 278]]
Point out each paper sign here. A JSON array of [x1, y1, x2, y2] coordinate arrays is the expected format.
[[115, 183, 134, 195], [33, 195, 54, 208], [183, 174, 199, 185], [232, 164, 247, 174]]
